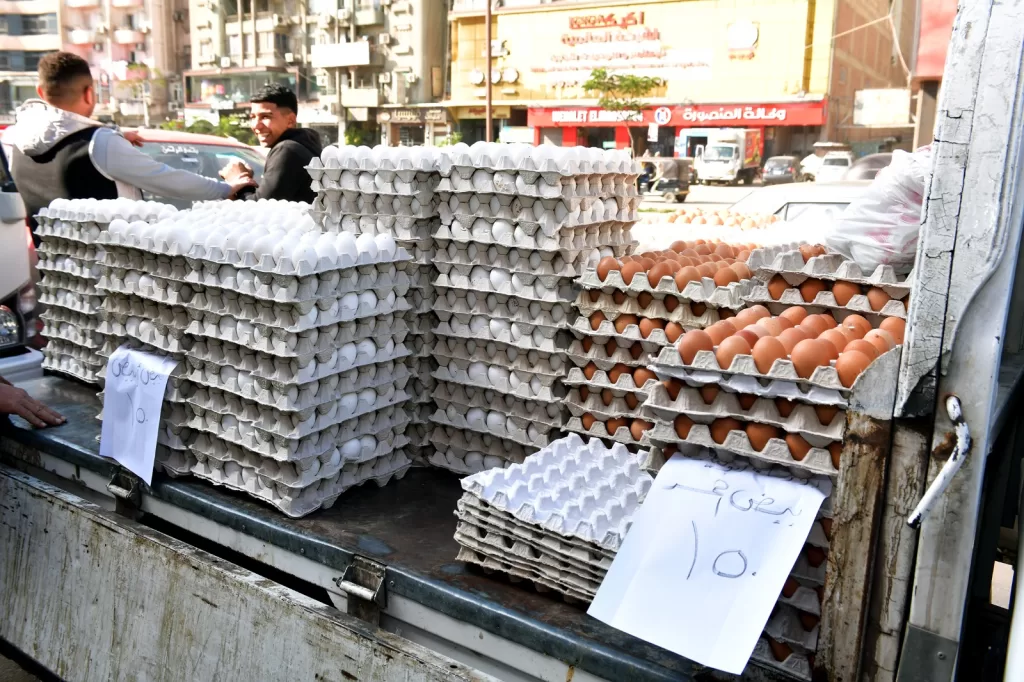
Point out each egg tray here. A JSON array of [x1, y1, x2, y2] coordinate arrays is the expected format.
[[190, 449, 413, 518], [429, 405, 556, 449], [744, 283, 908, 320], [38, 272, 100, 297], [441, 144, 638, 176], [462, 433, 650, 550], [40, 306, 102, 332], [429, 448, 509, 476], [37, 254, 102, 280], [433, 319, 564, 355], [38, 199, 176, 224], [156, 445, 198, 478], [315, 213, 440, 242], [565, 339, 654, 372], [747, 248, 913, 298], [645, 421, 837, 479], [38, 289, 103, 316], [573, 290, 720, 328], [435, 219, 633, 253], [42, 351, 103, 385], [102, 249, 413, 306], [643, 383, 847, 442], [568, 317, 681, 350], [576, 268, 754, 311], [749, 638, 813, 682], [432, 362, 562, 404], [312, 169, 439, 195], [563, 366, 661, 398], [431, 339, 567, 379], [309, 147, 443, 176], [562, 415, 648, 448], [433, 270, 575, 305], [41, 320, 105, 350], [441, 190, 638, 226], [178, 403, 411, 461], [34, 221, 105, 246], [431, 381, 564, 427], [317, 191, 439, 220], [37, 237, 102, 261], [399, 242, 435, 268], [565, 389, 646, 423], [454, 544, 594, 604], [430, 424, 533, 462], [435, 293, 571, 330], [185, 381, 409, 441], [435, 171, 638, 203], [43, 337, 103, 364], [764, 603, 821, 655], [157, 419, 198, 450], [434, 244, 585, 279], [186, 357, 411, 413]]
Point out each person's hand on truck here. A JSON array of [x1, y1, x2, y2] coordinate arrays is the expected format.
[[0, 378, 65, 428]]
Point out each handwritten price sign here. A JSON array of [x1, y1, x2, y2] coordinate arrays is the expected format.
[[589, 455, 830, 674], [99, 345, 179, 485]]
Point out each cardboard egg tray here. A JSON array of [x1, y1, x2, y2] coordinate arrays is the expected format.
[[432, 381, 563, 427], [454, 545, 594, 604], [573, 289, 720, 327], [644, 420, 837, 478], [311, 169, 439, 196], [747, 248, 913, 298], [434, 243, 585, 279], [643, 382, 847, 441], [38, 272, 99, 298], [37, 253, 102, 280], [429, 448, 513, 475], [400, 240, 434, 267], [178, 403, 411, 461], [34, 220, 103, 245], [576, 268, 754, 311], [433, 270, 575, 305], [42, 345, 103, 384], [37, 237, 101, 261], [433, 361, 561, 403], [565, 339, 654, 371], [155, 445, 197, 478], [435, 289, 572, 328], [430, 425, 532, 462], [436, 171, 639, 202], [431, 338, 567, 377], [189, 449, 413, 518], [440, 207, 637, 244], [440, 191, 638, 226], [750, 637, 813, 681], [318, 192, 439, 221], [744, 283, 908, 320], [316, 214, 439, 242], [441, 143, 638, 176], [568, 316, 678, 349], [433, 221, 631, 254], [563, 366, 661, 398], [764, 603, 820, 654], [40, 306, 103, 331], [41, 320, 105, 349], [563, 415, 648, 447], [309, 146, 443, 176], [433, 319, 563, 355], [565, 388, 646, 422], [429, 405, 554, 449]]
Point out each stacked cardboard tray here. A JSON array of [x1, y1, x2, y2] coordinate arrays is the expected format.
[[453, 433, 651, 602], [34, 198, 177, 384], [95, 199, 414, 516], [428, 142, 640, 474], [308, 146, 441, 466]]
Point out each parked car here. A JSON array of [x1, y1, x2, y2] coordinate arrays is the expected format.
[[761, 155, 805, 185], [815, 151, 856, 183], [728, 180, 870, 222], [843, 152, 894, 180]]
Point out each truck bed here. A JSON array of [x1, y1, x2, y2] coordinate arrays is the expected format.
[[0, 375, 696, 682]]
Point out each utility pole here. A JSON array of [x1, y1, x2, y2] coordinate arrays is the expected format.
[[484, 0, 492, 142]]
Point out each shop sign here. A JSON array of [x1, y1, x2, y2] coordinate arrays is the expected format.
[[455, 105, 511, 119], [424, 108, 448, 123], [568, 10, 645, 30], [528, 101, 826, 128], [727, 21, 759, 60], [379, 107, 450, 124], [653, 106, 672, 126]]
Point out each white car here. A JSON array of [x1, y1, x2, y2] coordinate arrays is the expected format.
[[815, 152, 855, 183]]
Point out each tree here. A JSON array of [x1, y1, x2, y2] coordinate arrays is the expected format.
[[158, 114, 257, 146], [581, 68, 663, 150]]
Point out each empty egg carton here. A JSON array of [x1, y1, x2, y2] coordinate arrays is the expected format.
[[155, 445, 197, 478]]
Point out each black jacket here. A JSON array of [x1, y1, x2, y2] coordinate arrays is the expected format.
[[251, 128, 322, 203]]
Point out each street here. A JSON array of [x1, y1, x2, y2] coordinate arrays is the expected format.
[[638, 183, 759, 213]]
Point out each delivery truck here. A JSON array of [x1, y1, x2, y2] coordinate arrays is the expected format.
[[693, 128, 763, 186]]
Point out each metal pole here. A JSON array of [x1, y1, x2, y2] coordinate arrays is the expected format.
[[484, 0, 492, 142]]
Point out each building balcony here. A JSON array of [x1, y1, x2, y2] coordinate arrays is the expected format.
[[311, 41, 377, 69], [113, 29, 145, 44], [354, 7, 384, 25], [66, 28, 98, 45], [341, 87, 380, 108], [111, 0, 144, 8], [65, 0, 101, 9]]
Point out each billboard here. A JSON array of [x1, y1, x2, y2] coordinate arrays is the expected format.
[[853, 89, 912, 127]]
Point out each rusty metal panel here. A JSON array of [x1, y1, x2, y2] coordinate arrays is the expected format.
[[0, 464, 496, 682]]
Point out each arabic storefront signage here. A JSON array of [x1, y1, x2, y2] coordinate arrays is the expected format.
[[568, 11, 645, 30], [528, 101, 826, 128], [377, 107, 448, 124]]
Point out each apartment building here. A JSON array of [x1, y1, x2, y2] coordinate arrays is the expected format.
[[186, 0, 446, 145], [0, 1, 62, 123]]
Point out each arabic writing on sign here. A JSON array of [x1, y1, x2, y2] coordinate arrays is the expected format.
[[681, 106, 789, 124], [568, 11, 645, 30], [561, 27, 661, 46], [160, 144, 200, 155]]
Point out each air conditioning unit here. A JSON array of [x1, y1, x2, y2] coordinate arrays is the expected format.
[[316, 72, 330, 87], [272, 13, 289, 25], [404, 72, 417, 84], [377, 34, 391, 46], [378, 72, 391, 84], [284, 52, 295, 63], [220, 56, 232, 68]]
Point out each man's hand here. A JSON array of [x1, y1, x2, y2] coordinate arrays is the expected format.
[[0, 383, 65, 428], [227, 176, 257, 200], [121, 130, 145, 148], [220, 160, 254, 183]]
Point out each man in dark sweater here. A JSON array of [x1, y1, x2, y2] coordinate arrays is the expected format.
[[226, 85, 321, 203]]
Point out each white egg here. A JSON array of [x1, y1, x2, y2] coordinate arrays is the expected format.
[[335, 232, 359, 266], [489, 269, 511, 291], [505, 346, 518, 362], [489, 319, 510, 338], [357, 388, 376, 408], [469, 316, 488, 335], [485, 411, 507, 433], [357, 290, 378, 310], [340, 393, 359, 414], [341, 438, 362, 459], [466, 408, 486, 429], [356, 339, 377, 359], [487, 365, 509, 386], [338, 342, 357, 365], [465, 452, 485, 472], [467, 362, 489, 383], [509, 372, 522, 389], [491, 220, 512, 242], [469, 266, 490, 286], [530, 376, 543, 396], [374, 234, 397, 260], [483, 455, 504, 470], [355, 233, 378, 260], [340, 292, 359, 311]]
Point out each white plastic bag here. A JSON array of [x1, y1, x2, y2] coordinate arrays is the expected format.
[[826, 147, 930, 274]]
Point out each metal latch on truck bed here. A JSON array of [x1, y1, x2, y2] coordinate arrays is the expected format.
[[908, 395, 972, 529], [335, 556, 386, 625], [107, 468, 143, 517]]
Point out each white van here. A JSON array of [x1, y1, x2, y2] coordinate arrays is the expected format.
[[815, 150, 856, 183]]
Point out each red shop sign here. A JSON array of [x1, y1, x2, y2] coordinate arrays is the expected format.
[[528, 101, 826, 128]]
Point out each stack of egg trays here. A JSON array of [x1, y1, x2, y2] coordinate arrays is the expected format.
[[429, 142, 640, 474], [745, 248, 912, 321], [96, 213, 417, 518], [453, 433, 651, 603], [34, 199, 176, 384], [306, 145, 445, 466]]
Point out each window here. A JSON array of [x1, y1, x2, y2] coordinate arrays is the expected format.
[[255, 0, 270, 11], [137, 142, 265, 209], [0, 53, 9, 70], [228, 34, 241, 55], [24, 52, 46, 71], [0, 17, 8, 35], [22, 14, 56, 35], [223, 0, 238, 15]]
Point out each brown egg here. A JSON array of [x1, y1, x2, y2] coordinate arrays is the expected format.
[[879, 317, 906, 344], [606, 417, 628, 435], [787, 433, 812, 460], [767, 637, 793, 662], [734, 328, 760, 348], [674, 414, 694, 438], [620, 262, 644, 285], [697, 263, 717, 278], [829, 442, 842, 469], [719, 308, 736, 319], [608, 363, 630, 383], [590, 311, 607, 331], [678, 330, 715, 364], [820, 517, 834, 540], [842, 314, 872, 339], [710, 417, 743, 444], [612, 290, 627, 305], [601, 388, 614, 406], [596, 257, 621, 282], [746, 423, 781, 452], [757, 317, 785, 337], [629, 343, 644, 360], [624, 393, 639, 410], [700, 385, 720, 404], [715, 243, 735, 259], [716, 335, 752, 370], [579, 386, 590, 402], [675, 266, 702, 291], [605, 339, 618, 356], [866, 286, 891, 311], [664, 296, 680, 312], [630, 419, 653, 441], [680, 248, 699, 259], [614, 314, 638, 333], [737, 393, 758, 410], [836, 350, 872, 388], [864, 329, 897, 354], [799, 244, 819, 263], [639, 318, 663, 339], [581, 413, 596, 430], [819, 313, 838, 329], [799, 315, 829, 338], [776, 315, 795, 330], [780, 306, 809, 325], [637, 292, 654, 309], [752, 336, 788, 373], [633, 367, 657, 387], [581, 337, 594, 353], [663, 380, 682, 400], [748, 304, 771, 320], [736, 249, 751, 262], [844, 338, 879, 360], [776, 398, 796, 417], [815, 405, 840, 425], [664, 322, 684, 343], [799, 612, 821, 632], [713, 267, 740, 287], [800, 278, 826, 303], [588, 289, 602, 303], [782, 577, 800, 598], [690, 302, 708, 316], [791, 339, 832, 379], [778, 327, 809, 354], [767, 274, 789, 300], [647, 262, 674, 287], [583, 362, 599, 380], [805, 546, 827, 568], [831, 280, 862, 306], [730, 262, 753, 280], [693, 244, 712, 256], [670, 240, 688, 253], [743, 324, 768, 341], [819, 329, 849, 356], [638, 258, 656, 270]]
